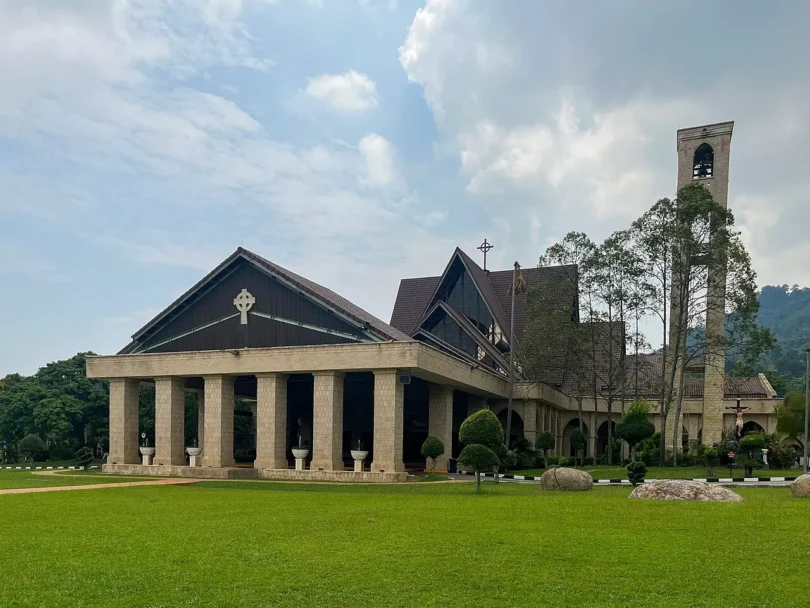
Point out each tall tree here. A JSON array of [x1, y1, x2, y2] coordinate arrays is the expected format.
[[521, 233, 596, 440], [633, 185, 772, 461]]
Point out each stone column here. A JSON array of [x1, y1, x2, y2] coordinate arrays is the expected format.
[[371, 370, 405, 473], [197, 391, 205, 449], [202, 375, 235, 468], [155, 377, 186, 466], [428, 385, 453, 472], [255, 373, 288, 470], [109, 378, 140, 465], [311, 371, 345, 471], [523, 399, 538, 445]]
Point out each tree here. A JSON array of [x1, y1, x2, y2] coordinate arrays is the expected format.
[[776, 392, 806, 441], [457, 445, 499, 493], [521, 234, 594, 437], [570, 428, 585, 467], [421, 435, 445, 476], [535, 432, 555, 469], [703, 447, 720, 476], [615, 398, 656, 461], [738, 432, 767, 476], [18, 434, 46, 463], [75, 446, 93, 470], [631, 185, 772, 462], [458, 410, 503, 493]]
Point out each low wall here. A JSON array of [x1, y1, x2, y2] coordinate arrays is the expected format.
[[102, 464, 408, 483], [258, 469, 408, 483], [103, 464, 258, 479]]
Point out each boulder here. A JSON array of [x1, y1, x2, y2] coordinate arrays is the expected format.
[[539, 467, 593, 491], [629, 480, 743, 502], [790, 473, 810, 498]]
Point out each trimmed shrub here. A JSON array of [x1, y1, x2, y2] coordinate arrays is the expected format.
[[421, 435, 445, 475], [570, 429, 585, 466], [768, 444, 796, 469], [615, 399, 656, 461], [626, 461, 647, 486], [535, 432, 555, 469], [458, 444, 499, 493], [583, 456, 595, 466], [459, 409, 503, 449], [703, 447, 720, 476], [18, 434, 47, 463], [559, 456, 573, 467]]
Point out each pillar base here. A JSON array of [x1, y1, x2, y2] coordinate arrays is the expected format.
[[141, 455, 153, 466], [295, 458, 306, 471]]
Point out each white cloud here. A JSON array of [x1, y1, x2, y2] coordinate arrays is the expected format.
[[305, 70, 378, 111], [358, 134, 400, 188]]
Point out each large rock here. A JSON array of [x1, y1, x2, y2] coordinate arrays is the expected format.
[[629, 480, 743, 502], [790, 474, 810, 497], [540, 467, 593, 491]]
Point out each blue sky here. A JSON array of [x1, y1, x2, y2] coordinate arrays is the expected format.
[[1, 0, 809, 376]]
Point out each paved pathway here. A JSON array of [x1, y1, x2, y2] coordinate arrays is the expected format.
[[0, 477, 196, 495]]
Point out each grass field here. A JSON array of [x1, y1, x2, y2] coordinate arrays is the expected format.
[[0, 480, 807, 607], [515, 466, 800, 479], [0, 470, 150, 490]]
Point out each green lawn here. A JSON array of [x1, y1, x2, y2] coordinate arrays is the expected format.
[[0, 470, 153, 490], [514, 466, 800, 479], [1, 481, 808, 607]]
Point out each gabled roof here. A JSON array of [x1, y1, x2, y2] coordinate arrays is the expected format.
[[121, 247, 409, 353], [390, 249, 577, 342], [421, 300, 511, 374]]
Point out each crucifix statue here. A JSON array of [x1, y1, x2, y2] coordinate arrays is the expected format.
[[726, 399, 750, 439], [233, 288, 256, 325], [477, 238, 493, 271]]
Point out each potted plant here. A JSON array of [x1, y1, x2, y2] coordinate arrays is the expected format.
[[186, 438, 202, 467], [139, 433, 155, 465], [350, 439, 369, 472]]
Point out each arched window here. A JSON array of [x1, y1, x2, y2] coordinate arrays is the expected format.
[[693, 143, 714, 179]]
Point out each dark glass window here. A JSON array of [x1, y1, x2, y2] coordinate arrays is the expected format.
[[442, 263, 493, 335], [423, 308, 478, 358]]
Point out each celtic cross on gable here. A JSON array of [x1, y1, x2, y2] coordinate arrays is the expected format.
[[233, 289, 255, 325]]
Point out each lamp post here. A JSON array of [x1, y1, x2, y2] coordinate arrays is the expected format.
[[804, 348, 810, 475]]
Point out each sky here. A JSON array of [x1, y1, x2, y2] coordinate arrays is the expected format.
[[1, 0, 809, 376]]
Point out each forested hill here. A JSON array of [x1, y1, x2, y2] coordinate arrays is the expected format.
[[745, 284, 810, 393]]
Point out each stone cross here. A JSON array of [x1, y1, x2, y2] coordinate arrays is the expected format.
[[233, 288, 255, 325]]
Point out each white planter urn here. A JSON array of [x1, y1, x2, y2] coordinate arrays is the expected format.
[[186, 447, 202, 467], [292, 448, 309, 471], [139, 446, 155, 466], [350, 450, 369, 472]]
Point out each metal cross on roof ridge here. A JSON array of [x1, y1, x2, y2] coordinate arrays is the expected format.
[[477, 238, 493, 271]]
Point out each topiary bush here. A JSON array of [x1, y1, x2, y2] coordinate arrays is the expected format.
[[75, 446, 93, 470], [626, 461, 647, 486], [570, 429, 585, 467], [459, 409, 503, 449], [738, 432, 767, 476], [703, 447, 720, 476], [559, 456, 573, 467], [535, 432, 555, 469], [458, 444, 499, 493], [421, 435, 445, 475], [18, 434, 47, 463], [615, 399, 656, 461]]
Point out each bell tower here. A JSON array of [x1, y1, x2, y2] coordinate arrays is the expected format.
[[675, 121, 734, 446]]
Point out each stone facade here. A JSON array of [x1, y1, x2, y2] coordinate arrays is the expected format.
[[255, 373, 288, 469], [155, 377, 185, 466], [427, 385, 453, 472], [202, 375, 235, 468], [108, 378, 140, 465], [371, 369, 405, 473], [311, 371, 345, 471]]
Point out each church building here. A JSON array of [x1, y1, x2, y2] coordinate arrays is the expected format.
[[86, 122, 781, 480]]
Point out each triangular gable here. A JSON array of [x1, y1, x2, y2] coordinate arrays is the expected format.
[[416, 247, 510, 347], [120, 248, 403, 354], [417, 301, 510, 376]]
